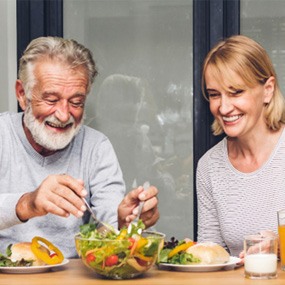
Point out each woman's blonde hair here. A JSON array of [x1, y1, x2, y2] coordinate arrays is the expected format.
[[201, 35, 285, 135]]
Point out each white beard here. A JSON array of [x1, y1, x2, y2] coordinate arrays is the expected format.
[[23, 104, 83, 151]]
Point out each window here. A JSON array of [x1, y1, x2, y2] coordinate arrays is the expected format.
[[64, 0, 194, 240], [15, 0, 240, 240], [0, 0, 17, 112], [241, 0, 285, 94]]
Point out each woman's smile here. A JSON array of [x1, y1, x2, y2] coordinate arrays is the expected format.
[[222, 114, 243, 123]]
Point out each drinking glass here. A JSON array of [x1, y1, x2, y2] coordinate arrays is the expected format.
[[244, 235, 278, 279], [278, 209, 285, 270]]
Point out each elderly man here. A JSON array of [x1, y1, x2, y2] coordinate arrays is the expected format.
[[0, 36, 159, 258]]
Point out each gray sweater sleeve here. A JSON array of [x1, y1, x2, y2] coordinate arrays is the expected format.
[[0, 113, 27, 228], [0, 193, 26, 229]]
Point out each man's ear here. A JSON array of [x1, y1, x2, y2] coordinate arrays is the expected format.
[[15, 80, 28, 110], [264, 76, 275, 104]]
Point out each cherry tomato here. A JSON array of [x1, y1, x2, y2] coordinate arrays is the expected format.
[[86, 253, 96, 263], [105, 255, 119, 266], [128, 237, 136, 249]]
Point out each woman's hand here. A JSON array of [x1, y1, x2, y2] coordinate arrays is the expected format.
[[238, 230, 278, 265]]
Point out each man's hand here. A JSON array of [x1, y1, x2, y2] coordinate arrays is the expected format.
[[16, 174, 87, 221], [117, 185, 160, 229]]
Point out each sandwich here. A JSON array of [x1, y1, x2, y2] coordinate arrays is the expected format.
[[0, 236, 64, 267], [186, 241, 230, 264], [10, 242, 50, 266]]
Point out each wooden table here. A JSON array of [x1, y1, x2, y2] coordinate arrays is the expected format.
[[0, 259, 285, 285]]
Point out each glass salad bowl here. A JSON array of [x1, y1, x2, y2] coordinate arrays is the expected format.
[[75, 222, 165, 279]]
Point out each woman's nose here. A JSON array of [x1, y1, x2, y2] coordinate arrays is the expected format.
[[219, 95, 233, 114]]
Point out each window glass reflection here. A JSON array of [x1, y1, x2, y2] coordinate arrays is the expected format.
[[64, 0, 193, 240], [241, 0, 285, 94]]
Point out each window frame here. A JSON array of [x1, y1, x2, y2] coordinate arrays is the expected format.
[[193, 0, 240, 238], [16, 0, 63, 111]]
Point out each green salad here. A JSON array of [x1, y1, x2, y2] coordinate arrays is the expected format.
[[75, 221, 164, 279], [158, 237, 200, 265]]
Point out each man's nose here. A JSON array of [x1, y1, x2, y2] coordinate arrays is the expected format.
[[55, 100, 71, 123]]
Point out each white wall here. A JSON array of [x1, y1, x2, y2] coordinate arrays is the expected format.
[[0, 0, 17, 113]]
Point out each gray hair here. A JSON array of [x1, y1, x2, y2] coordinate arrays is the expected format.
[[18, 36, 98, 98]]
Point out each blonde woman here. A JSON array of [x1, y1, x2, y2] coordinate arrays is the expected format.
[[196, 35, 285, 258]]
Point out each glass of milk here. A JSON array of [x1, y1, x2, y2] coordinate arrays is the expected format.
[[244, 235, 278, 279]]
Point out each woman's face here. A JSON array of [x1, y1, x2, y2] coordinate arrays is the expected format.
[[204, 66, 274, 139]]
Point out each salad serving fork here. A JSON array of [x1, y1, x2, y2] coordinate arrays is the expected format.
[[128, 181, 150, 234], [83, 181, 150, 236], [82, 197, 118, 236]]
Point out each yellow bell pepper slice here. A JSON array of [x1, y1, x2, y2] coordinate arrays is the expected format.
[[31, 236, 64, 265], [136, 237, 148, 249], [85, 246, 107, 257], [116, 229, 128, 240], [134, 252, 154, 262], [168, 241, 194, 258], [130, 237, 148, 255]]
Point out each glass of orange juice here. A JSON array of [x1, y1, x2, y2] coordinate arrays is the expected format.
[[277, 209, 285, 271]]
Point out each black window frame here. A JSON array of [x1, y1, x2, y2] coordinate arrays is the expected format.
[[16, 0, 63, 111], [16, 0, 240, 240], [193, 0, 240, 238]]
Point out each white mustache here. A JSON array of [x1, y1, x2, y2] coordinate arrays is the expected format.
[[44, 115, 75, 128]]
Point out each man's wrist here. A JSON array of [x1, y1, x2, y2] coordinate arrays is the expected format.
[[16, 193, 30, 222]]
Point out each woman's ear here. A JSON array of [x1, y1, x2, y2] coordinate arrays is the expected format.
[[15, 80, 28, 110], [264, 76, 275, 104]]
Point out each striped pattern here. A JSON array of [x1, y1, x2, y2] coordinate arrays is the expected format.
[[196, 129, 285, 257]]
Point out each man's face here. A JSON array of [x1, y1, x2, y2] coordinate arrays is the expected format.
[[22, 59, 89, 154]]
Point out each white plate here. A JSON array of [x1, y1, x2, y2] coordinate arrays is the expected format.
[[0, 259, 69, 274], [158, 256, 241, 272]]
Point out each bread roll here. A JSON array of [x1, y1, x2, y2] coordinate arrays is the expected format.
[[186, 242, 230, 264], [10, 242, 50, 266]]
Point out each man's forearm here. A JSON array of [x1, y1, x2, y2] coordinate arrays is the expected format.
[[16, 192, 34, 222]]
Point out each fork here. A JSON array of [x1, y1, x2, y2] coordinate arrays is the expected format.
[[82, 197, 118, 236], [134, 181, 150, 222]]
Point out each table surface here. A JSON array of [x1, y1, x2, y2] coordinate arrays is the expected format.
[[0, 259, 285, 285]]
